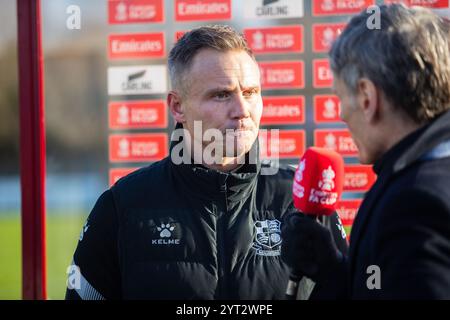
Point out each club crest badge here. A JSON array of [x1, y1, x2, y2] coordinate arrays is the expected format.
[[252, 219, 282, 256]]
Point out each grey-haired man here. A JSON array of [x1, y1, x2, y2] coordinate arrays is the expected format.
[[282, 4, 450, 299]]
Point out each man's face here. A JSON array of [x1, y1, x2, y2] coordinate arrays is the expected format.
[[333, 76, 373, 164], [180, 49, 263, 159]]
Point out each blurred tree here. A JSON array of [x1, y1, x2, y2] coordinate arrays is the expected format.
[[45, 42, 108, 172], [0, 35, 109, 175], [0, 41, 19, 175]]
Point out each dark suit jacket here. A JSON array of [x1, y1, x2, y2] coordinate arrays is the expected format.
[[337, 110, 450, 299]]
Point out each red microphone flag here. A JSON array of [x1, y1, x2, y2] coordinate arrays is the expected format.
[[293, 147, 344, 216]]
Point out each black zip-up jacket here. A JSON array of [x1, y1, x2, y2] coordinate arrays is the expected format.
[[66, 136, 348, 300]]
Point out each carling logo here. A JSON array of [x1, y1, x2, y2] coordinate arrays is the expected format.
[[244, 0, 304, 19]]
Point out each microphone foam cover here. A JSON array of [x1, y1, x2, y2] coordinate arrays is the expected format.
[[293, 147, 344, 216]]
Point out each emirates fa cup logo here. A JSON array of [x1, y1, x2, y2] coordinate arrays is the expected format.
[[318, 165, 335, 191]]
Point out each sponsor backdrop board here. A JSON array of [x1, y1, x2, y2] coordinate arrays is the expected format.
[[106, 0, 450, 236]]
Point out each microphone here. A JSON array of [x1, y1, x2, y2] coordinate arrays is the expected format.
[[285, 147, 344, 300]]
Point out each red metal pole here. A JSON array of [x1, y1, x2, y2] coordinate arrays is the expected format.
[[17, 0, 47, 300]]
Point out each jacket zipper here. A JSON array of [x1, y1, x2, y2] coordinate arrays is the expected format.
[[215, 185, 229, 299]]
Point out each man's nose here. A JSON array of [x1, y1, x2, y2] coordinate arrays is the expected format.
[[230, 93, 251, 119]]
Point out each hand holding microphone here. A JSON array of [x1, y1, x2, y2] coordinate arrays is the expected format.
[[282, 147, 345, 299]]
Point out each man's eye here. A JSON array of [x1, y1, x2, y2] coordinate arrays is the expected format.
[[243, 89, 258, 97], [215, 92, 230, 99]]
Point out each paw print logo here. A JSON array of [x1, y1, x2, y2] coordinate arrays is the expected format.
[[157, 223, 175, 238]]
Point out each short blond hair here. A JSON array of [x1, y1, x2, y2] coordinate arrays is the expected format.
[[168, 25, 255, 94]]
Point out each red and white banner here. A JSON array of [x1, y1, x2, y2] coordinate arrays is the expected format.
[[259, 130, 305, 159], [108, 32, 165, 60], [313, 59, 333, 88], [261, 96, 305, 126], [109, 167, 140, 186], [336, 199, 362, 226], [384, 0, 449, 8], [312, 23, 346, 53], [344, 165, 376, 192], [259, 61, 304, 89], [313, 95, 342, 124], [312, 0, 375, 16], [244, 25, 304, 54], [175, 0, 232, 21], [108, 0, 164, 24], [109, 133, 168, 162], [109, 100, 167, 129], [314, 129, 358, 157]]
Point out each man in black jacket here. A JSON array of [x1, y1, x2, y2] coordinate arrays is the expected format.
[[281, 4, 450, 299], [65, 25, 347, 300]]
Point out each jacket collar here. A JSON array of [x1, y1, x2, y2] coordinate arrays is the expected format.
[[169, 123, 261, 203], [373, 109, 450, 177], [393, 109, 450, 172]]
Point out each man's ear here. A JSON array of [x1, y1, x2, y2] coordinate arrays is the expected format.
[[167, 91, 186, 124], [356, 78, 379, 124]]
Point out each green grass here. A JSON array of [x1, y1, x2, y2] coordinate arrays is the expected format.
[[0, 214, 21, 299], [344, 226, 352, 236], [0, 212, 86, 300]]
